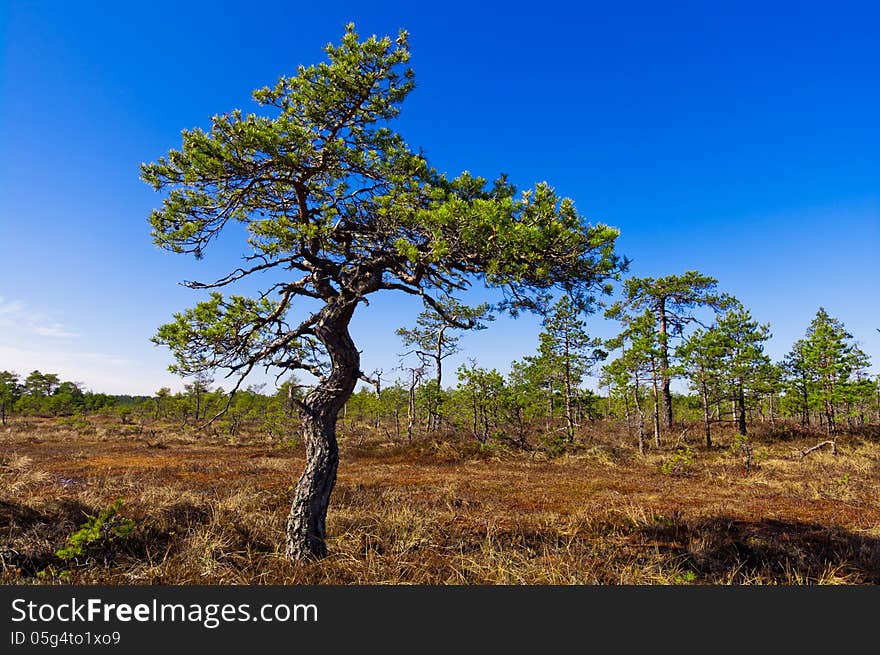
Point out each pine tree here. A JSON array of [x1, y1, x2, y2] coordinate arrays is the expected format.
[[603, 310, 662, 452], [143, 25, 624, 560], [675, 327, 726, 448], [800, 308, 858, 438], [714, 305, 772, 436], [0, 371, 21, 425], [606, 271, 731, 432], [395, 299, 491, 430], [783, 338, 812, 426], [535, 296, 605, 442]]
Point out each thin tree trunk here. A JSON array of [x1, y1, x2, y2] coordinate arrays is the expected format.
[[824, 379, 835, 435], [801, 373, 810, 426], [701, 381, 712, 449], [658, 300, 674, 430], [650, 357, 661, 448], [563, 342, 575, 443], [407, 371, 417, 444], [736, 381, 747, 436], [621, 340, 631, 433], [433, 326, 446, 430], [513, 404, 526, 448], [633, 377, 645, 455], [472, 390, 479, 442]]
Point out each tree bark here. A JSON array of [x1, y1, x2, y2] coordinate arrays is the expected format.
[[701, 381, 711, 449], [650, 356, 661, 448], [285, 304, 359, 561], [633, 376, 645, 455], [736, 381, 747, 436], [406, 367, 419, 444], [432, 326, 446, 431], [800, 372, 810, 426], [658, 300, 674, 430], [563, 332, 575, 443], [800, 440, 835, 458]]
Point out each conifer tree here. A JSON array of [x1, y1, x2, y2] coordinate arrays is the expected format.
[[714, 304, 772, 436], [530, 296, 605, 442], [395, 299, 490, 430], [675, 327, 726, 448], [143, 25, 624, 560], [798, 308, 863, 440], [606, 272, 731, 432]]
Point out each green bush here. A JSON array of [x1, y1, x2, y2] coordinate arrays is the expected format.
[[660, 446, 694, 476], [55, 499, 135, 563], [538, 431, 568, 458], [55, 412, 94, 435]]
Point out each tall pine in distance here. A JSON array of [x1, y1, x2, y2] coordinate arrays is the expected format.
[[606, 271, 733, 434], [531, 295, 606, 443], [714, 303, 773, 437], [791, 308, 869, 447], [395, 299, 491, 431]]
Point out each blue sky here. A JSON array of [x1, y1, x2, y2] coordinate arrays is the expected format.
[[1, 1, 877, 395]]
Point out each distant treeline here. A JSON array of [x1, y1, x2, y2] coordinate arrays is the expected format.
[[2, 292, 877, 453], [0, 370, 150, 423]]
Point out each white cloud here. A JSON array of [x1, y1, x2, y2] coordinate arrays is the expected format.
[[0, 345, 179, 395], [0, 298, 25, 315], [0, 297, 80, 339], [0, 298, 171, 394], [31, 323, 80, 338]]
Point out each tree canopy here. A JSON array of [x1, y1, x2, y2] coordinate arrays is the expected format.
[[606, 271, 732, 430], [142, 24, 626, 560], [144, 25, 624, 396]]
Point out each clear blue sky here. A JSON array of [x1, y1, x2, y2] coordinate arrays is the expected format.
[[1, 1, 877, 395]]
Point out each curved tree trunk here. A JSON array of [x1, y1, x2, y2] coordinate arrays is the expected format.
[[285, 304, 360, 561], [286, 405, 340, 560]]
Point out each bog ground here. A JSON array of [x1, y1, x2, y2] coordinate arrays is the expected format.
[[2, 417, 879, 585]]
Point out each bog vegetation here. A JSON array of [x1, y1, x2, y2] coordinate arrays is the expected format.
[[2, 303, 876, 448], [2, 25, 878, 584], [2, 301, 879, 584]]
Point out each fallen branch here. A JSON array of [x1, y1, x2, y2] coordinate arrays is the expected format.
[[672, 428, 690, 449], [800, 440, 835, 458]]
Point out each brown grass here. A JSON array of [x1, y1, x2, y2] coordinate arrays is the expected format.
[[2, 417, 879, 585]]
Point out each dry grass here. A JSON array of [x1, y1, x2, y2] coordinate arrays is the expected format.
[[1, 416, 879, 585]]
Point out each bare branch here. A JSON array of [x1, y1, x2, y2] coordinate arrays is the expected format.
[[183, 257, 291, 289], [271, 358, 327, 380], [380, 282, 475, 330], [194, 360, 256, 431]]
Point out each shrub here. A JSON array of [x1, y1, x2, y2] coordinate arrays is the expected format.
[[660, 446, 694, 476], [55, 499, 135, 565]]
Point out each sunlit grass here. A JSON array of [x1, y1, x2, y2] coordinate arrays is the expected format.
[[1, 416, 878, 585]]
